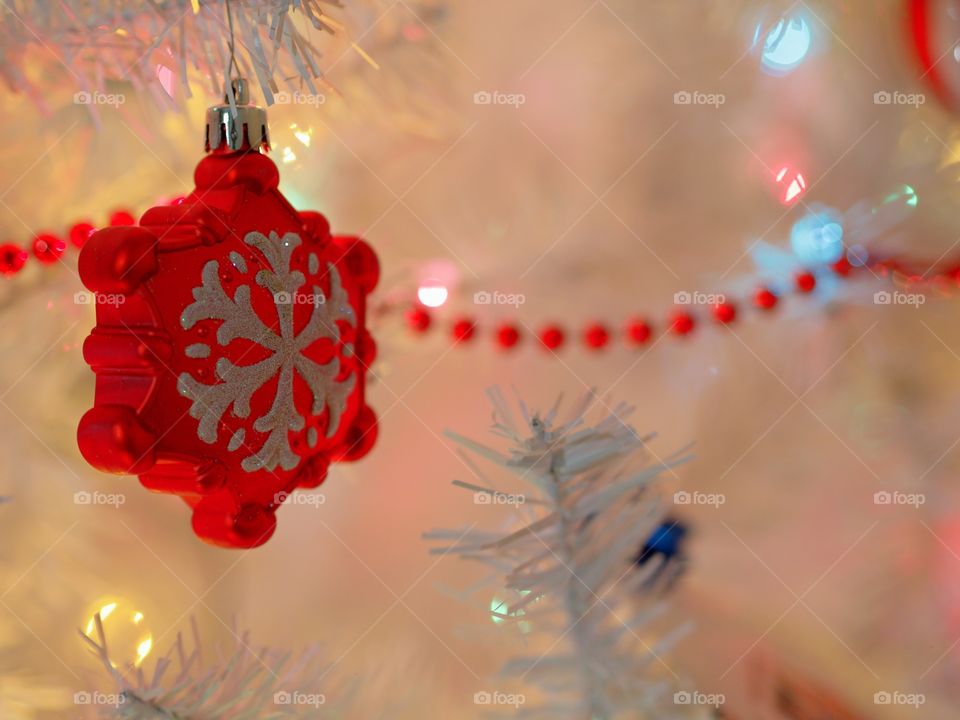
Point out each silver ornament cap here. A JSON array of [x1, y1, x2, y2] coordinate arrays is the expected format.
[[205, 79, 270, 153]]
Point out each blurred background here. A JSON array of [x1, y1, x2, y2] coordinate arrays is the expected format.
[[1, 0, 960, 717]]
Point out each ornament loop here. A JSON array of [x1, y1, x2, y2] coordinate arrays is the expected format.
[[205, 78, 270, 154]]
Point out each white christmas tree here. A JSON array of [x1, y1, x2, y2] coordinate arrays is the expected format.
[[80, 614, 345, 719], [426, 388, 702, 720]]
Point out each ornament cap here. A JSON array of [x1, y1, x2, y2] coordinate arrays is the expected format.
[[205, 78, 270, 153]]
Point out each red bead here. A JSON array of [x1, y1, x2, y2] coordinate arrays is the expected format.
[[625, 318, 652, 345], [452, 317, 476, 342], [0, 244, 28, 275], [496, 324, 521, 349], [539, 324, 565, 350], [69, 222, 96, 248], [405, 307, 431, 333], [712, 301, 737, 324], [32, 233, 66, 264], [109, 209, 137, 226], [795, 271, 816, 293], [583, 323, 609, 350], [831, 257, 852, 276], [754, 287, 778, 310], [670, 311, 695, 336]]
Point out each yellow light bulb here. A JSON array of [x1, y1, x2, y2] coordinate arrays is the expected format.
[[83, 598, 154, 667]]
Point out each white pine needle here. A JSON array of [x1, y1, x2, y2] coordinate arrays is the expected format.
[[427, 389, 704, 719]]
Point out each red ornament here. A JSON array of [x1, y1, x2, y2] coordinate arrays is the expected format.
[[452, 317, 476, 343], [77, 82, 379, 549], [405, 306, 431, 333], [496, 323, 521, 349], [795, 271, 816, 293], [539, 324, 565, 350], [69, 222, 96, 248], [0, 244, 27, 275], [583, 323, 609, 349], [32, 233, 66, 264], [754, 287, 778, 310], [712, 301, 737, 324], [670, 311, 695, 336], [625, 318, 652, 345]]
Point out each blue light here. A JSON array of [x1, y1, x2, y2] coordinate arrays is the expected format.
[[754, 15, 812, 75], [790, 206, 844, 265]]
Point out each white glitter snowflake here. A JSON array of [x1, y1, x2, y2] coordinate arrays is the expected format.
[[177, 230, 356, 473]]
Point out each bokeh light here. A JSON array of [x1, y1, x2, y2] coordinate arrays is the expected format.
[[417, 283, 449, 308], [84, 598, 153, 667], [773, 164, 807, 204], [879, 184, 918, 210], [754, 15, 812, 76], [490, 590, 532, 634], [790, 206, 844, 265]]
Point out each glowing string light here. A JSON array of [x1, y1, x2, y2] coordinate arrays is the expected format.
[[85, 599, 154, 668], [754, 15, 812, 75], [490, 590, 532, 634], [879, 184, 918, 209], [790, 206, 844, 265], [417, 283, 448, 308], [773, 164, 807, 205]]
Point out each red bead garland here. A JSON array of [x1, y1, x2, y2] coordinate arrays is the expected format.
[[394, 255, 960, 355], [754, 287, 778, 310], [452, 317, 476, 342], [539, 324, 565, 350], [712, 301, 737, 324], [670, 311, 695, 336], [0, 244, 27, 275], [831, 257, 852, 276], [583, 323, 609, 350], [405, 306, 431, 333], [69, 222, 96, 248], [109, 210, 137, 226], [496, 323, 521, 349], [0, 208, 134, 277], [795, 271, 816, 293], [626, 318, 652, 345], [13, 205, 960, 360], [31, 233, 66, 264]]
